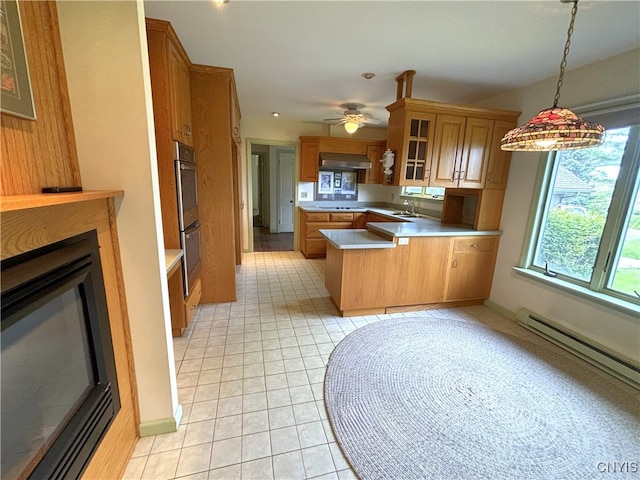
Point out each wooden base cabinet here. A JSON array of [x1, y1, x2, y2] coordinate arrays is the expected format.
[[324, 233, 501, 316], [184, 277, 202, 329], [300, 211, 353, 258], [444, 236, 499, 301], [168, 264, 186, 336], [325, 236, 452, 315], [300, 210, 404, 258]]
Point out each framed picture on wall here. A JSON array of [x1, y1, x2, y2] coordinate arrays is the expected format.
[[1, 0, 36, 120], [341, 171, 357, 195], [318, 172, 334, 194]]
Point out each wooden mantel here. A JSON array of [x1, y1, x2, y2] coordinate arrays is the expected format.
[[0, 190, 124, 213]]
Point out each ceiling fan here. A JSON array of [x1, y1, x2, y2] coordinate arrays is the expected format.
[[323, 103, 382, 134]]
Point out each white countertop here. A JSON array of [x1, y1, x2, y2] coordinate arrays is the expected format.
[[165, 249, 183, 276], [301, 205, 502, 238], [367, 218, 502, 237], [320, 229, 397, 250]]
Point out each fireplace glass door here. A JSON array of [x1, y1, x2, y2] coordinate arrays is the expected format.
[[1, 230, 119, 480]]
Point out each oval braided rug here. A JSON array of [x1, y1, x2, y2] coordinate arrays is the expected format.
[[324, 317, 640, 480]]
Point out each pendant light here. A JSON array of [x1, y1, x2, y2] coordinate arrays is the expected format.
[[501, 0, 605, 152]]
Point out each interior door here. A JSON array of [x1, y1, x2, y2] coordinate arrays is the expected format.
[[277, 148, 295, 233]]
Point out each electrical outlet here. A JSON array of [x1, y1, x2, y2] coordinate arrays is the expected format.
[[398, 237, 409, 245], [391, 193, 395, 201], [300, 191, 308, 199]]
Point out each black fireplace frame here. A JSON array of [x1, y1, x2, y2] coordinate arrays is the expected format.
[[1, 230, 120, 480]]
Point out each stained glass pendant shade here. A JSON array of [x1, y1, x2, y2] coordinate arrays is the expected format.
[[500, 0, 605, 151]]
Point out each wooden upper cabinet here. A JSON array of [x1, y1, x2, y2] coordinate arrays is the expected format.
[[458, 117, 493, 188], [364, 143, 387, 184], [230, 81, 242, 145], [430, 114, 466, 188], [385, 98, 520, 189], [485, 120, 516, 189], [146, 18, 194, 248], [147, 19, 193, 148], [299, 136, 385, 183], [386, 106, 436, 186], [168, 41, 193, 146], [430, 115, 493, 189], [300, 139, 320, 182]]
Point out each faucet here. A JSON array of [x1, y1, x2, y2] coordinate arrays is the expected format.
[[402, 199, 416, 215]]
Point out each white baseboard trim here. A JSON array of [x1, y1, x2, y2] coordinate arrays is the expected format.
[[484, 300, 639, 389], [483, 299, 517, 321], [139, 404, 183, 437]]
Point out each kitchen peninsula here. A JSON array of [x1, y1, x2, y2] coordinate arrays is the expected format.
[[312, 207, 501, 316]]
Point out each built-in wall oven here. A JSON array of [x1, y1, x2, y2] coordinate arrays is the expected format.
[[175, 141, 201, 297]]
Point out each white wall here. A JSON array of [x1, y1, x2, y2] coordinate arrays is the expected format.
[[475, 49, 640, 362], [57, 1, 180, 433]]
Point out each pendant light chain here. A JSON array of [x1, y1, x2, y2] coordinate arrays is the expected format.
[[553, 0, 578, 108]]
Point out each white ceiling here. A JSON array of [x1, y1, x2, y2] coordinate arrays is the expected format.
[[142, 1, 640, 129]]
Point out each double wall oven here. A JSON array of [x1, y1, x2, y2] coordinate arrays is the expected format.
[[175, 141, 201, 297]]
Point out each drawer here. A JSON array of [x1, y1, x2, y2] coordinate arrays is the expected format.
[[330, 213, 354, 222], [306, 222, 353, 238], [453, 237, 497, 252], [184, 277, 202, 326], [305, 238, 327, 257], [304, 212, 330, 222]]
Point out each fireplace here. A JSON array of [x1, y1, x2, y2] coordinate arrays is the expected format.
[[1, 230, 120, 480]]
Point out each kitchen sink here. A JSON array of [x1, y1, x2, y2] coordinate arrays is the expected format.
[[392, 212, 421, 218]]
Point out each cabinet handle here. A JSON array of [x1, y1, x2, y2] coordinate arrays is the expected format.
[[184, 124, 191, 136], [452, 259, 459, 268], [470, 244, 479, 248], [487, 172, 492, 181], [460, 170, 466, 180]]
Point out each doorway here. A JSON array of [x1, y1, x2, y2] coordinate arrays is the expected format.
[[249, 142, 296, 252]]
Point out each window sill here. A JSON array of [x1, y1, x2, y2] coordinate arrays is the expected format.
[[512, 267, 640, 318], [399, 193, 444, 202]]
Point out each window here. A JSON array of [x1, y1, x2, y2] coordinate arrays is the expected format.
[[524, 98, 640, 308], [401, 186, 445, 200]]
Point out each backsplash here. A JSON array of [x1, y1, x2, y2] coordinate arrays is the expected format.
[[316, 171, 358, 201]]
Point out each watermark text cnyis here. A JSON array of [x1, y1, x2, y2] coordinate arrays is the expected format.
[[596, 462, 638, 474]]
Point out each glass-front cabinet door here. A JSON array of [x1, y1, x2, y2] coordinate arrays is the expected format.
[[387, 109, 436, 186]]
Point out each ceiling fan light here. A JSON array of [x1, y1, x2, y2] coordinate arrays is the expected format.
[[500, 107, 605, 151], [344, 121, 359, 134]]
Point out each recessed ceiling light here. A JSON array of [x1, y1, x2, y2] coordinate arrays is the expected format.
[[213, 0, 229, 5], [361, 72, 375, 80], [272, 112, 280, 117]]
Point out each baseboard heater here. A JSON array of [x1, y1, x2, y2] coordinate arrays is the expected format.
[[516, 308, 640, 390]]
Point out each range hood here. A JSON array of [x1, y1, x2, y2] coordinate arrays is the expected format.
[[319, 152, 372, 170]]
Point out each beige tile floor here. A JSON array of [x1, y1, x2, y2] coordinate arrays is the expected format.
[[122, 251, 636, 480]]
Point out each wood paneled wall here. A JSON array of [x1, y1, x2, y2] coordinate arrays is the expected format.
[[1, 1, 81, 195]]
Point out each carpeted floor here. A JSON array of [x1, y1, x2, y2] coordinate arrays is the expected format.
[[324, 317, 640, 480]]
